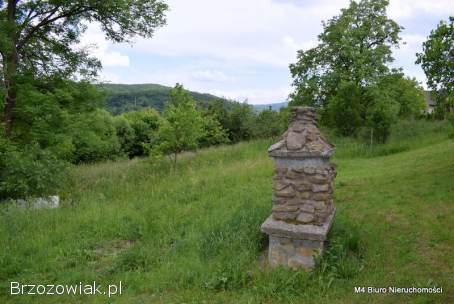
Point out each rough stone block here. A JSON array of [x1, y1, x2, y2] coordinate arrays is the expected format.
[[274, 180, 289, 191], [299, 204, 315, 213], [303, 167, 316, 174], [297, 212, 315, 223], [286, 169, 301, 179], [313, 193, 330, 201], [273, 211, 297, 221], [286, 131, 305, 150], [275, 186, 295, 198], [272, 205, 299, 212], [313, 200, 326, 210], [297, 191, 311, 199], [288, 256, 314, 270], [266, 228, 328, 270], [262, 209, 335, 242], [309, 175, 327, 184], [275, 166, 287, 176], [285, 198, 302, 205], [312, 184, 329, 193], [17, 195, 60, 209], [295, 181, 311, 192]]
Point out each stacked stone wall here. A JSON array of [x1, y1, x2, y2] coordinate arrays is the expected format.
[[272, 162, 335, 225]]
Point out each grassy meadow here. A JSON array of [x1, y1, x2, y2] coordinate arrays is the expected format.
[[1, 119, 453, 303]]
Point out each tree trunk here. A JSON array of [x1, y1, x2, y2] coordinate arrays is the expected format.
[[4, 69, 18, 137], [173, 152, 177, 171], [3, 0, 18, 137]]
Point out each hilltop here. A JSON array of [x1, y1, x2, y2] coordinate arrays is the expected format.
[[100, 83, 234, 114], [100, 83, 286, 114]]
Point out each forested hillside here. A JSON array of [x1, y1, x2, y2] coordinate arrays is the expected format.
[[101, 83, 234, 114]]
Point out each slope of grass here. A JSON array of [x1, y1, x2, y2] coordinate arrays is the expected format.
[[1, 120, 453, 303]]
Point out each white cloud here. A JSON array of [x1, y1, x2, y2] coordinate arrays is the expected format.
[[389, 0, 454, 19], [80, 25, 130, 67], [131, 0, 349, 68], [97, 71, 122, 83], [78, 0, 452, 103], [392, 33, 428, 88], [191, 70, 234, 83], [212, 86, 293, 104]]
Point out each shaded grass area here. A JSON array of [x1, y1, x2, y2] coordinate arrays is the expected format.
[[328, 119, 452, 159], [1, 120, 453, 303]]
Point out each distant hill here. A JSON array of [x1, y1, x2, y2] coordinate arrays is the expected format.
[[253, 102, 288, 111], [99, 83, 233, 115]]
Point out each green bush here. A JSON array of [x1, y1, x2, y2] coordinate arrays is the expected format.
[[113, 115, 135, 156], [117, 108, 161, 157], [0, 79, 117, 200], [0, 139, 68, 200], [198, 113, 230, 148], [70, 109, 121, 163], [252, 109, 283, 138], [224, 102, 255, 142], [326, 82, 362, 136], [365, 98, 399, 143]]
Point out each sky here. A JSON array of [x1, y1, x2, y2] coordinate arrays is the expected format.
[[80, 0, 454, 105]]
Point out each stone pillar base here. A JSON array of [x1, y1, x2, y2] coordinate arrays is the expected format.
[[260, 209, 335, 270]]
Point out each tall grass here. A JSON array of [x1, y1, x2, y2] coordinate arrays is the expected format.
[[0, 119, 453, 303], [325, 119, 451, 159]]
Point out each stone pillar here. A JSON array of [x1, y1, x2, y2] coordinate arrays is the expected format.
[[260, 106, 336, 270]]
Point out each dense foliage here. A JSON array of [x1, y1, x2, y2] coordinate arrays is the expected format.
[[0, 1, 168, 200], [0, 79, 107, 198], [0, 138, 68, 200], [289, 0, 425, 141], [416, 16, 454, 118], [199, 112, 230, 148], [114, 109, 161, 158], [156, 84, 205, 167], [0, 0, 436, 202], [1, 119, 452, 303], [0, 80, 289, 200], [0, 0, 168, 136]]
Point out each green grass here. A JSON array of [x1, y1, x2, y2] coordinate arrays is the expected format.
[[1, 119, 453, 303]]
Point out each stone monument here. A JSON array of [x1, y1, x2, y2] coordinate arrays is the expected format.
[[260, 106, 336, 270]]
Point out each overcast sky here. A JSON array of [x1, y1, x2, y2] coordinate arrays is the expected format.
[[80, 0, 454, 104]]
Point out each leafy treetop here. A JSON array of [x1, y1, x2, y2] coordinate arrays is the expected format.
[[289, 0, 401, 108], [0, 0, 168, 135], [416, 16, 454, 117]]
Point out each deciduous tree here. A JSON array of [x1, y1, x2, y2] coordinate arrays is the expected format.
[[0, 0, 168, 136], [416, 16, 454, 118], [157, 84, 204, 169], [289, 0, 402, 136]]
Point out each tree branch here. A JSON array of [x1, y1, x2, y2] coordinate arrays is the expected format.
[[17, 4, 88, 51]]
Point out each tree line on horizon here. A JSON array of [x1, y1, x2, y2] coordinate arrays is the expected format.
[[0, 0, 453, 201], [0, 78, 286, 199]]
